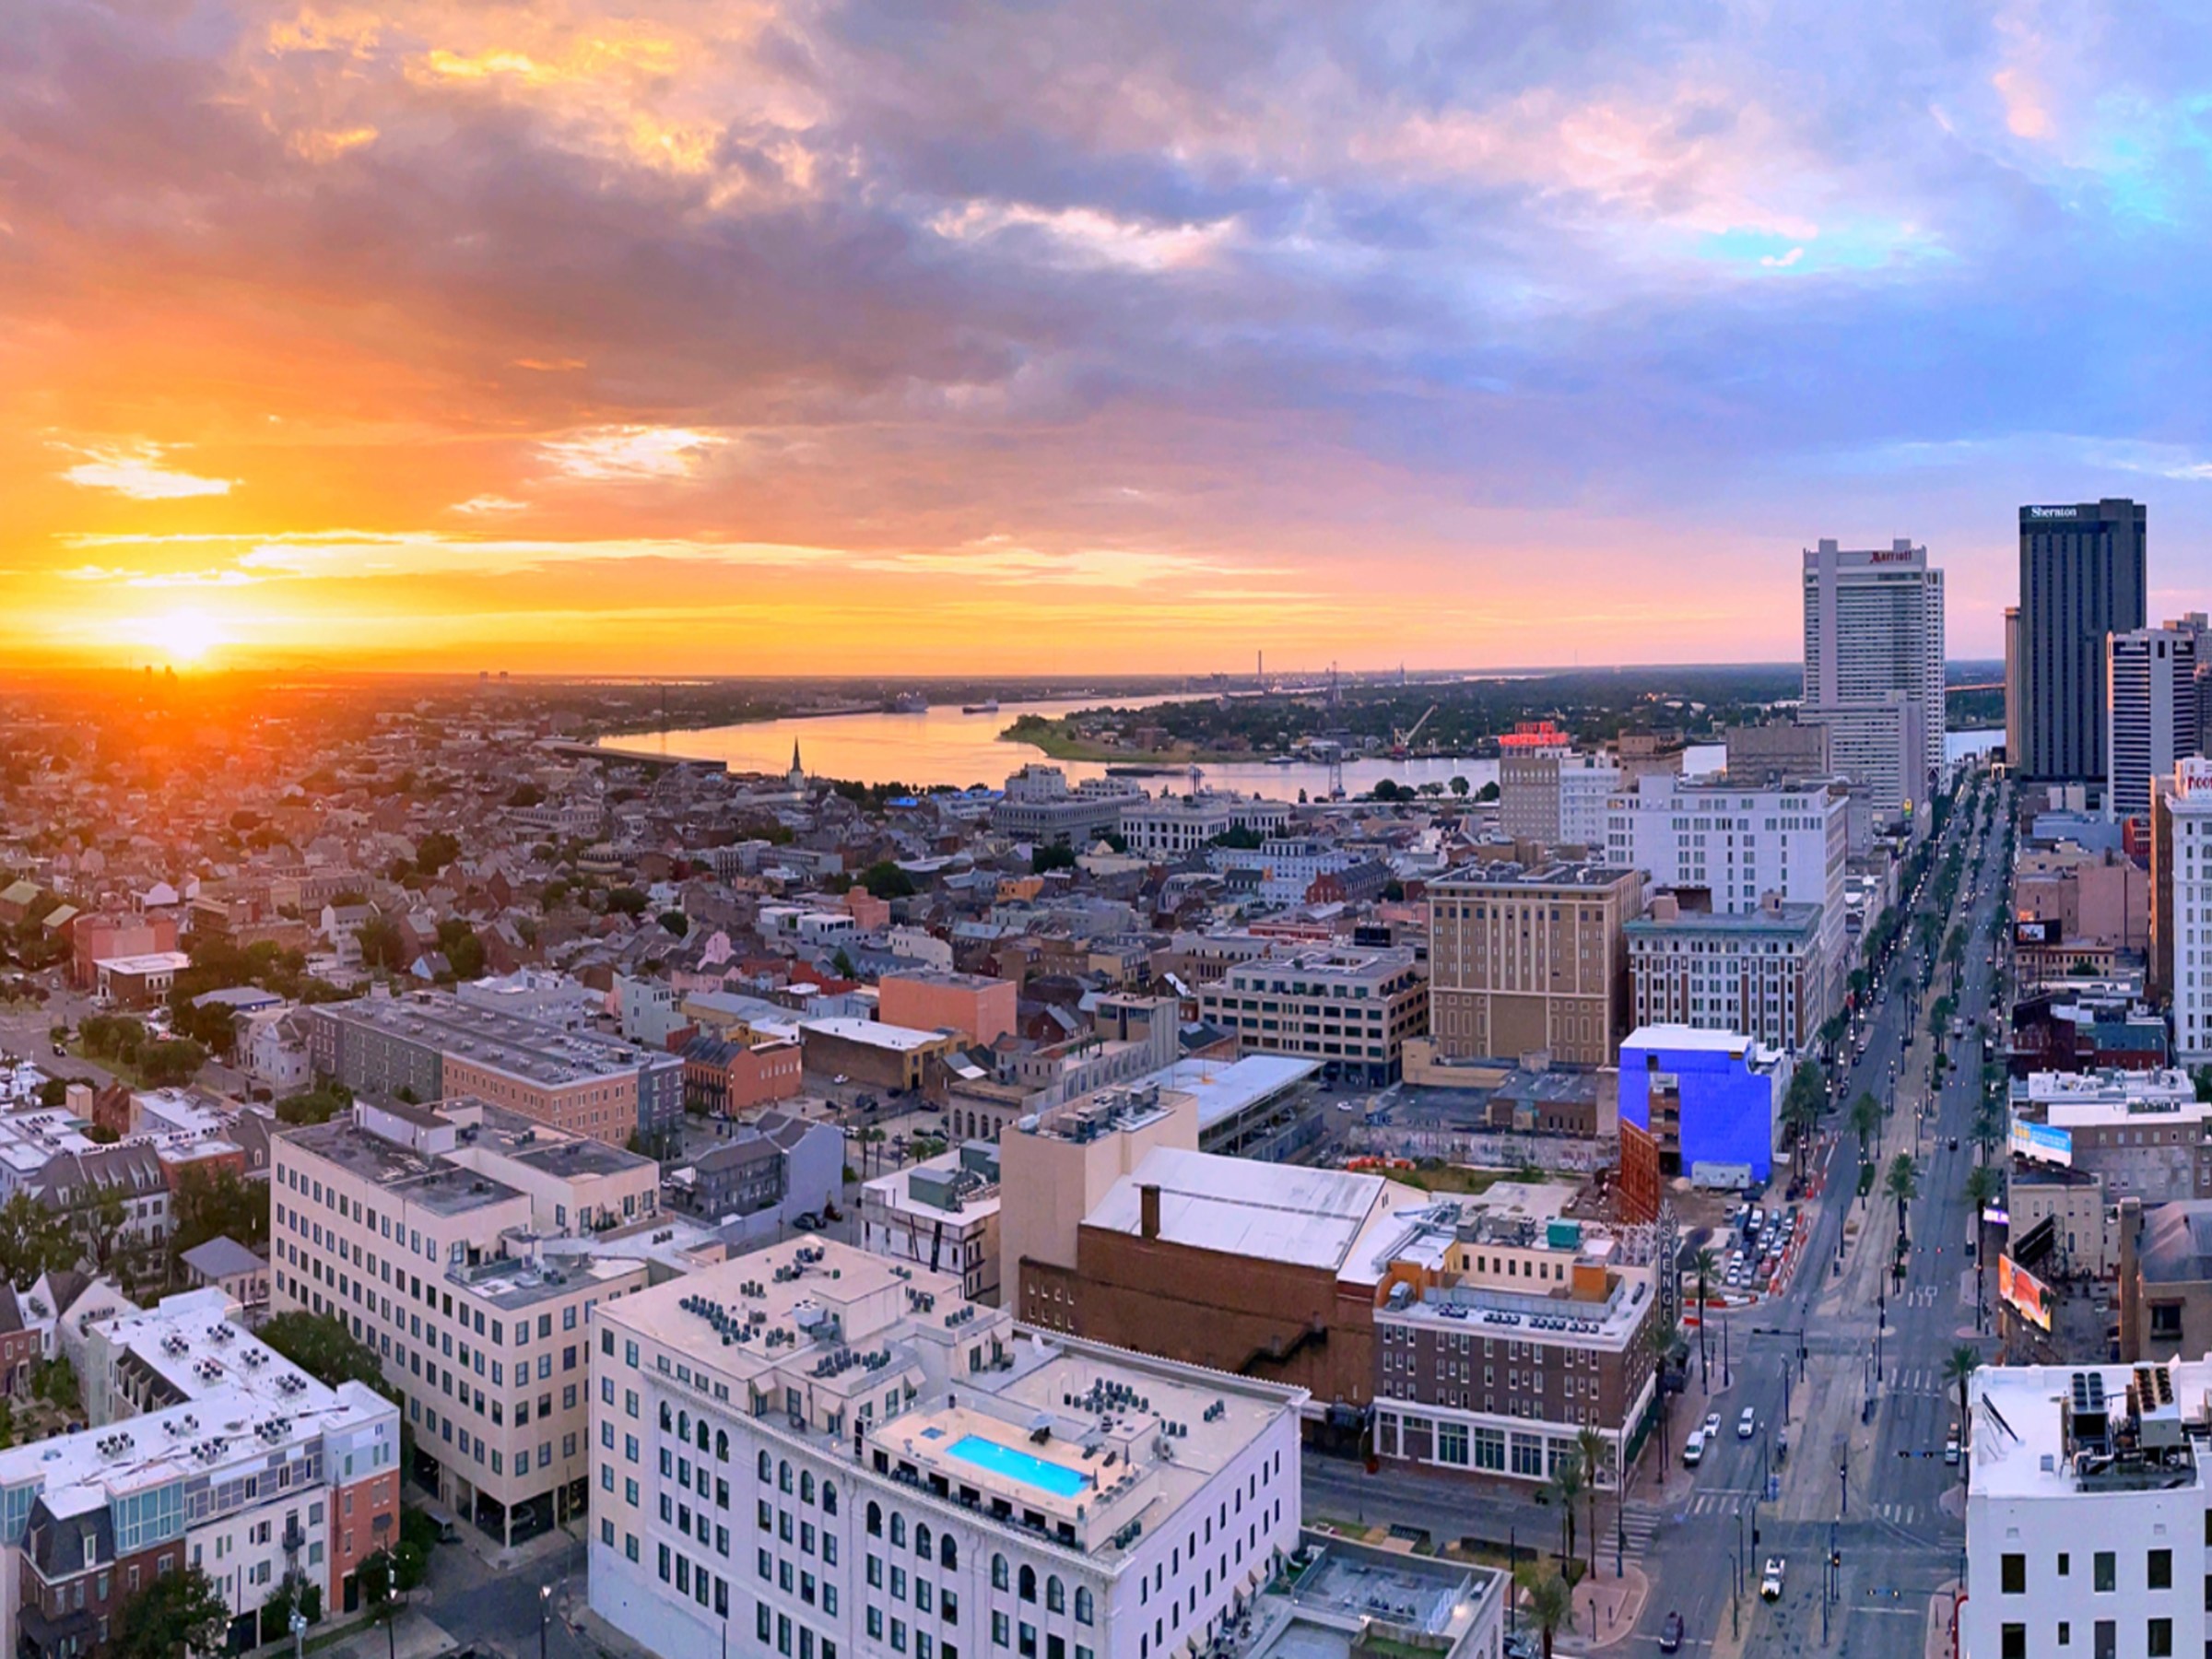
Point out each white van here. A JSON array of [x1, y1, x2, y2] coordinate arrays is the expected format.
[[1683, 1429, 1707, 1467]]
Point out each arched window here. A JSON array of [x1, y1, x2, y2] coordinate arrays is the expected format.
[[1018, 1565, 1037, 1603], [659, 1402, 673, 1431], [992, 1554, 1008, 1591], [697, 1420, 709, 1453], [891, 1513, 907, 1547], [758, 1450, 772, 1481], [1046, 1576, 1064, 1613], [940, 1535, 957, 1571], [779, 1461, 794, 1494], [822, 1480, 838, 1516], [716, 1430, 729, 1462], [677, 1410, 689, 1440], [800, 1472, 816, 1505], [914, 1524, 931, 1559], [867, 1502, 884, 1538], [1075, 1587, 1093, 1625]]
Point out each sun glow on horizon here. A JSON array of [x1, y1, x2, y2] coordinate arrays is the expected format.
[[138, 606, 227, 665]]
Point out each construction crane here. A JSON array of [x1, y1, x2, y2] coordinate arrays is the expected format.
[[1389, 704, 1439, 759]]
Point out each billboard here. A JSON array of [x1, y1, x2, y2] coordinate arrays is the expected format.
[[1999, 1254, 2053, 1332], [2009, 1120, 2074, 1168], [2014, 919, 2057, 947]]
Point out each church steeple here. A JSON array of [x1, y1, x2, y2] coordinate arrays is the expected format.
[[787, 740, 806, 790]]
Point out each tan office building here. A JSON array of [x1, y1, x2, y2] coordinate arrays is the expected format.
[[1427, 862, 1643, 1066]]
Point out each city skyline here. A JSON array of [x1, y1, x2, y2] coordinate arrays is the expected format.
[[16, 5, 2212, 672]]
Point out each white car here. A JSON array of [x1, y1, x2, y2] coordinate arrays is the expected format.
[[1736, 1407, 1756, 1439], [1760, 1558, 1785, 1602], [1703, 1412, 1721, 1440]]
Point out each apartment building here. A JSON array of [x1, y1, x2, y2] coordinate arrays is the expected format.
[[877, 972, 1018, 1047], [1118, 792, 1291, 859], [5, 1287, 400, 1659], [586, 1235, 1306, 1659], [1197, 947, 1426, 1085], [1372, 1211, 1660, 1490], [2151, 760, 2212, 1064], [270, 1098, 664, 1545], [1625, 891, 1825, 1053], [859, 1147, 1003, 1304], [306, 992, 683, 1148], [1500, 754, 1619, 848], [2007, 1069, 2212, 1205], [1963, 1359, 2205, 1659], [1426, 862, 1642, 1067], [680, 1035, 805, 1117], [1605, 774, 1848, 1021]]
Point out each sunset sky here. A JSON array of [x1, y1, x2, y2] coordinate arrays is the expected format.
[[10, 1, 2212, 674]]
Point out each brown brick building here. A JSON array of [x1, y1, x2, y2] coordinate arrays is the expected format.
[[1014, 1145, 1425, 1415], [1427, 862, 1643, 1066]]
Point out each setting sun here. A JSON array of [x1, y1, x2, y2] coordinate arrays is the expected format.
[[147, 605, 225, 665]]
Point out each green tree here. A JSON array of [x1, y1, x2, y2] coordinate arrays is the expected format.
[[1783, 1061, 1825, 1181], [1643, 1318, 1679, 1465], [357, 915, 406, 972], [605, 887, 649, 918], [859, 861, 918, 900], [0, 1191, 78, 1287], [1886, 1152, 1920, 1250], [257, 1311, 389, 1399], [1575, 1424, 1607, 1580], [172, 1165, 269, 1255], [433, 918, 485, 980], [275, 1081, 353, 1126], [113, 1564, 230, 1659], [413, 831, 461, 878], [138, 1037, 208, 1087], [831, 947, 857, 980], [1514, 1565, 1576, 1659], [1476, 781, 1500, 802], [1850, 1091, 1883, 1170], [658, 911, 690, 939], [1545, 1452, 1583, 1565], [1030, 843, 1077, 875], [1448, 775, 1470, 796]]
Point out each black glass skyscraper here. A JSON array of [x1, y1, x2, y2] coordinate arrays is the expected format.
[[2017, 499, 2147, 787]]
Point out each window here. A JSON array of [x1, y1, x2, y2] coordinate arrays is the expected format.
[[1074, 1588, 1093, 1626], [2151, 1550, 2174, 1591], [1018, 1565, 1036, 1603], [2095, 1553, 2117, 1594], [941, 1536, 957, 1571], [993, 1555, 1008, 1592], [2000, 1625, 2025, 1659], [869, 1503, 884, 1537], [1046, 1578, 1064, 1614], [2147, 1618, 2172, 1659], [2002, 1556, 2027, 1595], [2095, 1620, 2116, 1659]]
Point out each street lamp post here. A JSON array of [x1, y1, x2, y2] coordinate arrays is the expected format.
[[540, 1583, 551, 1659]]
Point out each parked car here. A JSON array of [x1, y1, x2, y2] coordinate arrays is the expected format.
[[1761, 1559, 1785, 1602], [794, 1212, 821, 1231], [1682, 1430, 1706, 1468]]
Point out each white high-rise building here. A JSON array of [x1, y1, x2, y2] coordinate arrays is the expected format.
[[1606, 774, 1848, 1024], [2109, 627, 2202, 822], [1963, 1359, 2206, 1659], [1800, 690, 1929, 844], [1802, 537, 1946, 784], [2152, 759, 2212, 1065], [587, 1235, 1306, 1659]]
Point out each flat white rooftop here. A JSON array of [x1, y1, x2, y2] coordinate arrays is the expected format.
[[1085, 1147, 1418, 1275]]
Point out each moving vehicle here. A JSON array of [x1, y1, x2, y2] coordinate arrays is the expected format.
[[1737, 1407, 1757, 1440], [1659, 1612, 1685, 1653], [1703, 1412, 1721, 1439], [1946, 1426, 1961, 1465], [1761, 1558, 1785, 1602], [1683, 1430, 1706, 1467]]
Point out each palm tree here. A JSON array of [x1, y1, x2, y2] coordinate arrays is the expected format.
[[1644, 1317, 1678, 1465], [1784, 1062, 1824, 1182], [1691, 1249, 1719, 1384], [1885, 1153, 1920, 1250], [1515, 1565, 1576, 1659], [1943, 1345, 1983, 1457], [1547, 1453, 1584, 1566], [1576, 1425, 1608, 1580], [1849, 1097, 1884, 1176]]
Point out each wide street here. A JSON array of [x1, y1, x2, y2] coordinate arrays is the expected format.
[[1304, 768, 2010, 1659]]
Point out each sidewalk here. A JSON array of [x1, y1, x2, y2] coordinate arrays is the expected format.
[[1562, 1564, 1651, 1652]]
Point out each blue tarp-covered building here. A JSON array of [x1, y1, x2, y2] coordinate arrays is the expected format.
[[1617, 1024, 1785, 1185]]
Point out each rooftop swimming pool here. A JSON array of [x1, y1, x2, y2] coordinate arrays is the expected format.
[[944, 1434, 1090, 1499]]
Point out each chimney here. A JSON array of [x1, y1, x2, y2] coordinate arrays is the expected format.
[[1650, 893, 1679, 923], [2117, 1196, 2145, 1362], [1139, 1183, 1161, 1241]]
